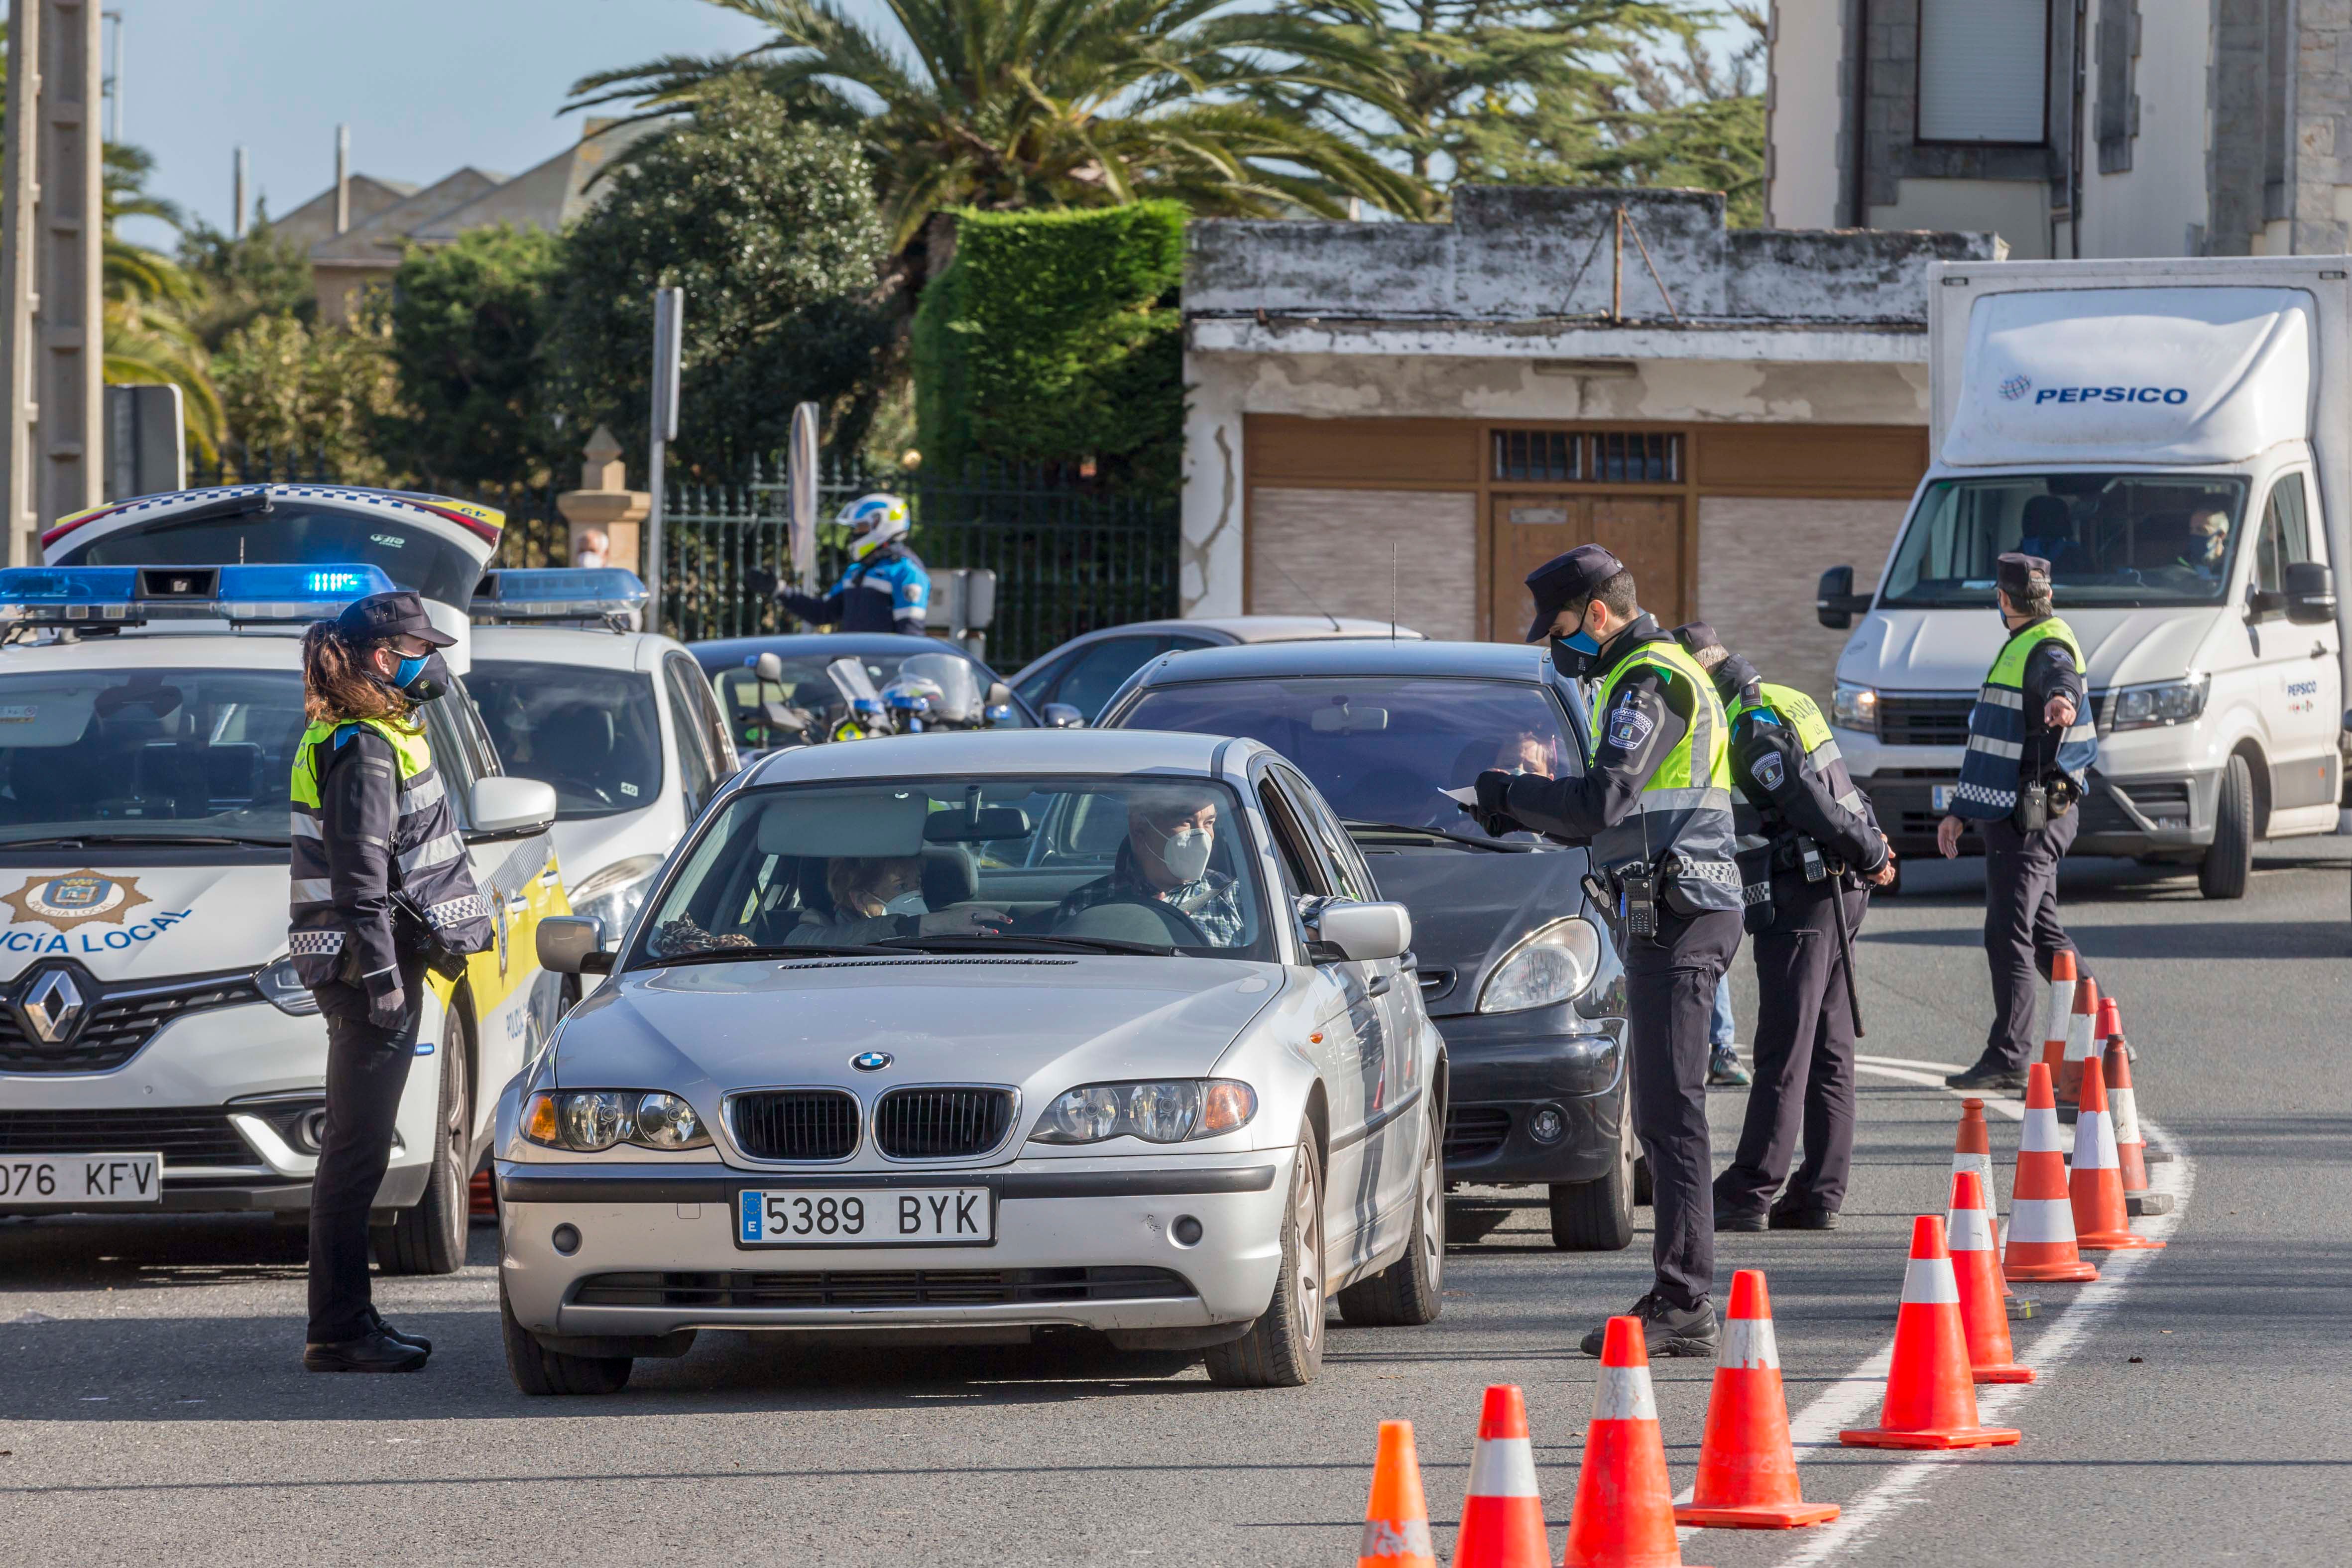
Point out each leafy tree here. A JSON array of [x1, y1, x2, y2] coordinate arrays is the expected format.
[[383, 225, 565, 489], [569, 0, 1426, 252], [210, 313, 402, 484], [549, 83, 895, 476], [1578, 4, 1765, 225], [180, 215, 316, 352], [99, 144, 225, 457]]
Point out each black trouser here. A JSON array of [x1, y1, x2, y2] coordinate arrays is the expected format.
[[306, 961, 424, 1344], [1716, 874, 1863, 1219], [1621, 904, 1741, 1312], [1980, 810, 2079, 1073]]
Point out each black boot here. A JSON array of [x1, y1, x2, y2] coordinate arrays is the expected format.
[[1945, 1061, 2027, 1093], [1578, 1291, 1718, 1358], [304, 1328, 428, 1374], [367, 1305, 431, 1355]]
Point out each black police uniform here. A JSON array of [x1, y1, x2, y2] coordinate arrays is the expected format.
[[1689, 635, 1887, 1228]]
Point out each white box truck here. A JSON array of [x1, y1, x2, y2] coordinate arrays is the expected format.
[[1818, 258, 2349, 899]]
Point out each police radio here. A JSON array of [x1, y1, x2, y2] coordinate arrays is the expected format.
[[1619, 864, 1658, 939]]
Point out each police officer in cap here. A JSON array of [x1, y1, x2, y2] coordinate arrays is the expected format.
[[1472, 546, 1741, 1357], [1673, 623, 1894, 1232], [1937, 551, 2096, 1092]]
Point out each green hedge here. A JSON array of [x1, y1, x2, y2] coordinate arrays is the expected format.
[[912, 202, 1185, 497]]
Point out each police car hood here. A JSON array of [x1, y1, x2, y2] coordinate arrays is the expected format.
[[1353, 844, 1591, 1018], [1839, 607, 2220, 694], [554, 957, 1280, 1104], [0, 861, 285, 983]]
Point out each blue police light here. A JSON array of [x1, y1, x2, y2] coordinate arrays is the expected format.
[[0, 561, 393, 630], [471, 567, 648, 624]]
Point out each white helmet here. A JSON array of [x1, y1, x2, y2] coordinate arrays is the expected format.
[[837, 492, 911, 560]]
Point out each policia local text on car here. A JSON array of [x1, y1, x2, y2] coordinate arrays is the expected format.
[[290, 591, 494, 1374], [1469, 545, 1740, 1358]]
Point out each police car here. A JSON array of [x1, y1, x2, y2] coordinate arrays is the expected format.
[[469, 569, 740, 949], [0, 485, 571, 1274]]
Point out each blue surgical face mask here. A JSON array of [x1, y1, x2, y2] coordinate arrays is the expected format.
[[392, 654, 428, 689], [1549, 615, 1603, 679]]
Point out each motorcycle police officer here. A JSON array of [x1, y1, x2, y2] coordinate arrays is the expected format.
[[1937, 551, 2096, 1092], [1472, 546, 1741, 1357], [1673, 623, 1894, 1232], [750, 492, 931, 633]]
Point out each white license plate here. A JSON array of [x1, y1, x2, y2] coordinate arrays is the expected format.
[[737, 1187, 994, 1247], [0, 1153, 162, 1206], [1931, 785, 1957, 812]]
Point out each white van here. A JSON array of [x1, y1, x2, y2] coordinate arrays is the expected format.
[[1821, 260, 2350, 898]]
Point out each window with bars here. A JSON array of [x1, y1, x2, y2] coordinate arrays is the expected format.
[[1493, 430, 1579, 482], [1492, 430, 1681, 484]]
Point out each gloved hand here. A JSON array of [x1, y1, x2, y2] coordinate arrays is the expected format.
[[363, 968, 408, 1033], [745, 566, 780, 602], [1474, 769, 1517, 817]]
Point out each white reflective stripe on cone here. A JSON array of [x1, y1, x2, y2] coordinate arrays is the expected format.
[[2111, 1086, 2142, 1145], [1901, 1255, 1962, 1305], [2007, 1197, 2080, 1243], [2075, 1110, 2119, 1170], [1946, 1202, 1998, 1254], [1720, 1315, 1780, 1370], [1465, 1437, 1540, 1498], [1952, 1151, 1994, 1190], [2020, 1105, 2066, 1152], [1593, 1365, 1658, 1422], [2064, 1010, 2095, 1063]]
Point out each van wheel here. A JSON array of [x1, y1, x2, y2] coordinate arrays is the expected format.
[[1337, 1106, 1444, 1327], [374, 1004, 470, 1276], [1550, 1102, 1636, 1250], [2199, 753, 2254, 900], [1204, 1130, 1324, 1387], [500, 1277, 630, 1396]]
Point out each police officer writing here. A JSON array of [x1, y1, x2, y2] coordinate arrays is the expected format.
[[1936, 551, 2097, 1093], [1674, 624, 1894, 1233], [748, 492, 931, 633], [1471, 546, 1741, 1358], [289, 592, 494, 1373]]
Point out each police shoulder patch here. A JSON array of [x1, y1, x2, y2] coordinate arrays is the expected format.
[[1606, 693, 1656, 750], [1753, 751, 1786, 791]]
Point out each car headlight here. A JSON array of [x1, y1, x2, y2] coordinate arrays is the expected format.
[[522, 1089, 712, 1152], [1028, 1080, 1257, 1145], [1477, 917, 1602, 1014], [2107, 676, 2207, 731], [1831, 680, 1880, 736], [253, 956, 320, 1017], [568, 854, 665, 949]]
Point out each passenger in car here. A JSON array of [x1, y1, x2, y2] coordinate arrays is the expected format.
[[784, 855, 1004, 945], [1053, 785, 1245, 946]]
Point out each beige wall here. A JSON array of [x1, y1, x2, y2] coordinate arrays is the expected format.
[[1698, 495, 1909, 707], [1247, 487, 1478, 641], [1766, 0, 1848, 229], [1869, 178, 2042, 259]]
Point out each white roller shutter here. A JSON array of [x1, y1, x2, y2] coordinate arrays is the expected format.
[[1918, 0, 2048, 144]]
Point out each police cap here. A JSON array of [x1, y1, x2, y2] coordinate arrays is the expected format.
[[1995, 552, 2051, 599], [1671, 620, 1722, 659], [335, 590, 457, 649], [1523, 544, 1626, 643]]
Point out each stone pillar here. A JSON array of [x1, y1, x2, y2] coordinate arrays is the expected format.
[[555, 424, 647, 570]]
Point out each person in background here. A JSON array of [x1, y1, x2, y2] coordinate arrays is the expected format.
[[2181, 505, 2231, 579], [787, 856, 1004, 945], [749, 493, 930, 634], [572, 527, 610, 572], [1707, 975, 1749, 1086]]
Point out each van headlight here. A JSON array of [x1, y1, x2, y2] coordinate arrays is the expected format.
[[1478, 917, 1602, 1013], [2107, 676, 2207, 730], [1029, 1080, 1257, 1144], [568, 854, 665, 949], [1831, 681, 1880, 736]]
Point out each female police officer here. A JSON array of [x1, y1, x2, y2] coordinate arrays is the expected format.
[[289, 591, 493, 1372]]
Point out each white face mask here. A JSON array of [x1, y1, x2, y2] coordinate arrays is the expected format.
[[883, 889, 929, 917], [1143, 822, 1213, 884]]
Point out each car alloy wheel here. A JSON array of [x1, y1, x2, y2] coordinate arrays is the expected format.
[[1292, 1148, 1323, 1356]]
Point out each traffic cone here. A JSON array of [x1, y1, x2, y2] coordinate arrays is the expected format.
[[2070, 1059, 2165, 1253], [1950, 1097, 1994, 1200], [1841, 1216, 2022, 1450], [2107, 1043, 2173, 1217], [1947, 1171, 2033, 1384], [1357, 1421, 1436, 1568], [1673, 1271, 1839, 1530], [1563, 1318, 1705, 1568], [1452, 1386, 1549, 1568], [2002, 1063, 2099, 1283], [2055, 976, 2100, 1123], [2037, 949, 2077, 1072]]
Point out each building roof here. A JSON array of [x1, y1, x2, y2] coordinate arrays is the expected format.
[[309, 168, 509, 267]]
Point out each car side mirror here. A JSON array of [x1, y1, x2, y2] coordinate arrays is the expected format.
[[1042, 702, 1087, 729], [1816, 565, 1872, 630], [537, 915, 612, 975], [1305, 900, 1413, 964], [469, 776, 557, 840], [2283, 561, 2337, 625]]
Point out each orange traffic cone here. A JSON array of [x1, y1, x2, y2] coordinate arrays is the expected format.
[[2070, 1058, 2165, 1253], [1563, 1318, 1704, 1568], [1841, 1216, 2022, 1450], [2055, 976, 2100, 1123], [1950, 1097, 1994, 1199], [1358, 1420, 1436, 1568], [2107, 1042, 2173, 1216], [2037, 949, 2077, 1066], [1673, 1270, 1838, 1530], [1453, 1386, 1549, 1568], [1947, 1170, 2033, 1384], [2003, 1063, 2099, 1283]]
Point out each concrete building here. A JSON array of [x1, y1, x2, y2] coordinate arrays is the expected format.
[[1767, 0, 2339, 260], [1181, 187, 1995, 702]]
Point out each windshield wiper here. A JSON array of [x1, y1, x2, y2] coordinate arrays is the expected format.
[[0, 832, 291, 848], [869, 933, 1177, 957], [1342, 819, 1534, 852], [642, 942, 898, 966]]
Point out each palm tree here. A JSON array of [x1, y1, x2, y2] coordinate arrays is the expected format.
[[102, 145, 225, 459], [570, 0, 1429, 251]]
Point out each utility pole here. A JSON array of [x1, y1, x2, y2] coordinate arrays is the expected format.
[[232, 146, 247, 240], [0, 0, 107, 565], [645, 286, 683, 621], [333, 123, 349, 234], [101, 8, 118, 142]]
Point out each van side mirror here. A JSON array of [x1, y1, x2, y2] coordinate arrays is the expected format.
[[1816, 565, 1872, 629], [2283, 561, 2337, 625]]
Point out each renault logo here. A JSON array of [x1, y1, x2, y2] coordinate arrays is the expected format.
[[851, 1051, 892, 1072], [19, 968, 87, 1045]]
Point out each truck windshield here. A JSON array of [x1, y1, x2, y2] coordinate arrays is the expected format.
[[1882, 474, 2249, 608]]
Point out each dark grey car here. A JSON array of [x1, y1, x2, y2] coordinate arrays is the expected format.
[[1099, 640, 1635, 1249]]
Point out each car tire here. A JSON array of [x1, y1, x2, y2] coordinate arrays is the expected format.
[[373, 1003, 470, 1277], [1550, 1102, 1636, 1251], [1337, 1106, 1444, 1328], [1204, 1130, 1325, 1388], [500, 1276, 630, 1396], [2200, 753, 2255, 900]]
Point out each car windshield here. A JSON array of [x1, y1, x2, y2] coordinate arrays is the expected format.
[[467, 660, 664, 820], [636, 774, 1273, 963], [0, 666, 308, 845], [1118, 677, 1581, 843], [61, 501, 485, 607], [1882, 474, 2250, 608]]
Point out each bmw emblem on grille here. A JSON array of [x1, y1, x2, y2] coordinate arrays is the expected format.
[[851, 1051, 893, 1072]]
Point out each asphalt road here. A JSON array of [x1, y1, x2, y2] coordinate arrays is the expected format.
[[3, 841, 2346, 1567]]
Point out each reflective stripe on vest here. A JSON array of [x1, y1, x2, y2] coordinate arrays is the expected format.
[[1589, 639, 1740, 910], [1954, 616, 2098, 816]]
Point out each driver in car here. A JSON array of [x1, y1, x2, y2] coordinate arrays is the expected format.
[[1052, 785, 1244, 946]]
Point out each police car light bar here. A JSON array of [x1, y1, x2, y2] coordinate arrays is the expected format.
[[470, 567, 648, 623], [0, 562, 395, 628]]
